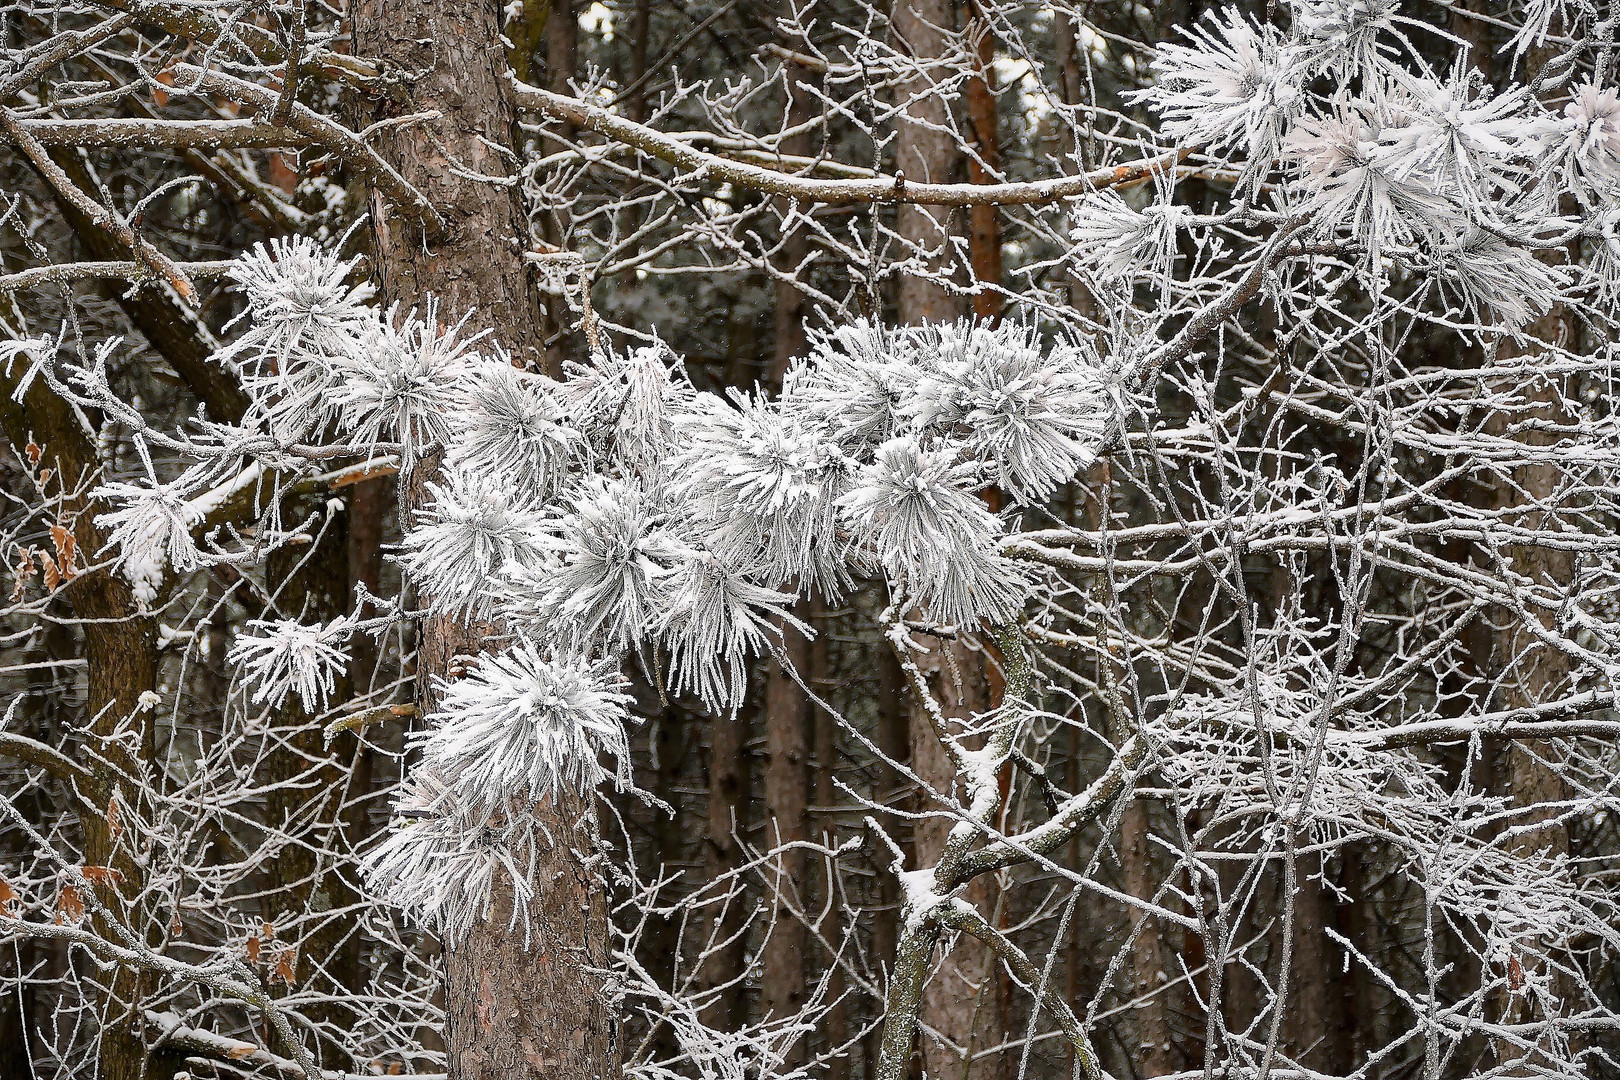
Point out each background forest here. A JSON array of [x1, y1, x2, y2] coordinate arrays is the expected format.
[[4, 1, 1620, 1079]]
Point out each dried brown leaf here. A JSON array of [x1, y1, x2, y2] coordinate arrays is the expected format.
[[56, 884, 84, 925], [49, 525, 77, 579]]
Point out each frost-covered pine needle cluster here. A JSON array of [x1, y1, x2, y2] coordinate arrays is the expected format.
[[116, 236, 1119, 940], [1069, 1, 1620, 321], [41, 5, 1620, 1071]]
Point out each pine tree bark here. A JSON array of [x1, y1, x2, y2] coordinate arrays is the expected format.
[[963, 2, 1002, 324], [0, 332, 158, 1080], [893, 0, 962, 324], [350, 2, 617, 1077], [701, 709, 750, 1031], [760, 33, 818, 1053], [763, 627, 811, 1054], [891, 4, 1005, 1075]]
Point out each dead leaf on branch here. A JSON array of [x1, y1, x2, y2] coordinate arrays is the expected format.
[[49, 524, 77, 579], [55, 884, 85, 925]]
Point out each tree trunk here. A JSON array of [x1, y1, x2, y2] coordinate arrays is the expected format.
[[763, 626, 811, 1058], [1116, 795, 1173, 1076], [261, 494, 362, 1064], [350, 2, 617, 1076], [1483, 321, 1577, 1072], [907, 640, 1006, 1080], [808, 601, 850, 1080], [701, 707, 750, 1032], [892, 0, 962, 324], [0, 311, 160, 1080], [1050, 10, 1094, 322], [869, 643, 912, 1080], [626, 0, 651, 124], [891, 5, 1005, 1075], [963, 2, 1001, 324], [760, 37, 819, 1053]]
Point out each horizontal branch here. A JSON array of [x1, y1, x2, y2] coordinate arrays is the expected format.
[[0, 731, 91, 782], [0, 104, 198, 297], [0, 260, 236, 292], [168, 65, 443, 235], [511, 76, 1187, 206], [145, 1010, 443, 1080], [5, 117, 311, 150], [90, 0, 381, 86], [1343, 691, 1620, 751]]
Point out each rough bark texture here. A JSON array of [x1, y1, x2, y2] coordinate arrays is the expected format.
[[351, 0, 546, 370], [701, 707, 750, 1032], [963, 3, 1002, 324], [0, 322, 158, 1080], [761, 44, 817, 1049], [908, 638, 1005, 1080], [762, 624, 811, 1049], [350, 2, 617, 1077], [891, 6, 1005, 1074], [892, 0, 962, 324]]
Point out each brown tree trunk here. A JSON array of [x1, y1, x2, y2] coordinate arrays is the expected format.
[[891, 5, 1005, 1075], [869, 644, 911, 1080], [79, 587, 158, 1080], [1482, 317, 1577, 1072], [760, 35, 819, 1052], [701, 709, 750, 1032], [907, 639, 1006, 1080], [1116, 795, 1173, 1076], [627, 0, 652, 124], [261, 494, 363, 1063], [807, 601, 850, 1080], [1278, 862, 1346, 1073], [350, 1, 617, 1076], [892, 0, 962, 324], [963, 2, 1001, 324], [763, 626, 811, 1057], [1051, 9, 1095, 322], [0, 337, 159, 1080]]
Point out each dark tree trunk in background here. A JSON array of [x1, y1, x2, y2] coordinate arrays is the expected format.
[[627, 0, 651, 124], [1484, 320, 1578, 1071], [763, 627, 811, 1056], [761, 28, 818, 1058], [261, 494, 363, 1061], [893, 0, 962, 325], [0, 336, 159, 1080], [892, 4, 1005, 1075], [807, 600, 850, 1079], [869, 644, 911, 1080], [701, 709, 751, 1032], [963, 1, 1002, 324], [907, 636, 1006, 1080], [350, 1, 617, 1076]]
